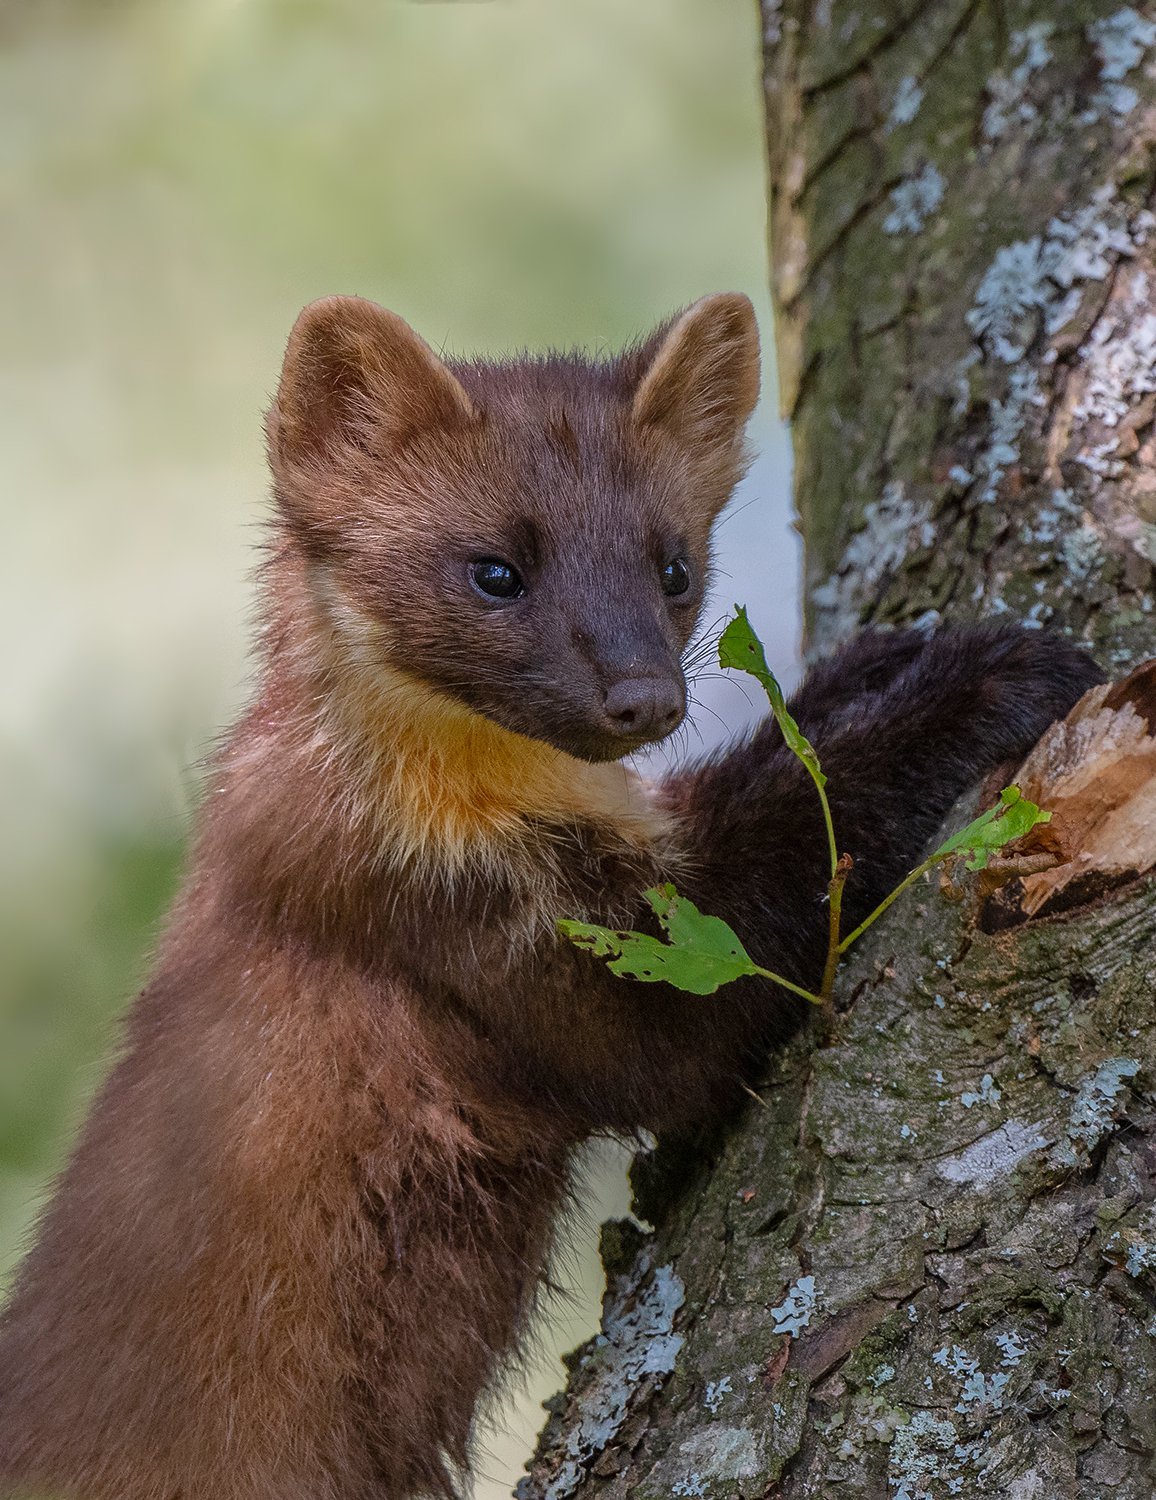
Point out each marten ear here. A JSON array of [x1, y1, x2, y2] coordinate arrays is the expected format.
[[268, 296, 474, 481], [631, 293, 760, 453]]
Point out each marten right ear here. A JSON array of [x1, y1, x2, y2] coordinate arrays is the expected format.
[[267, 296, 474, 498], [630, 293, 760, 455]]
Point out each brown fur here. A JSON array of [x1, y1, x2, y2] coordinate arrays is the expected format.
[[0, 295, 1101, 1499]]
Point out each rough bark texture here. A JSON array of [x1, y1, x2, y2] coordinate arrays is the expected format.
[[520, 4, 1156, 1497]]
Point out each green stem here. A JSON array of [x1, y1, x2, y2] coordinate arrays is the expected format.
[[751, 965, 824, 1006], [837, 850, 943, 954], [819, 854, 853, 1004], [808, 767, 840, 881]]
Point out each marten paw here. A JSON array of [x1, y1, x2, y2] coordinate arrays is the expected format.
[[901, 624, 1104, 762]]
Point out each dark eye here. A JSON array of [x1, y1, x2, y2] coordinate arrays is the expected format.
[[470, 558, 525, 600], [661, 557, 691, 598]]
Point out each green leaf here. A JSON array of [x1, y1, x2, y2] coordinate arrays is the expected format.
[[718, 606, 826, 786], [557, 883, 765, 995], [930, 785, 1051, 871]]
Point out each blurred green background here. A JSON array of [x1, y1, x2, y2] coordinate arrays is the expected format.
[[0, 0, 797, 1491]]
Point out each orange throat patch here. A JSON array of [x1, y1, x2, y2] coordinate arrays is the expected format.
[[303, 576, 672, 877]]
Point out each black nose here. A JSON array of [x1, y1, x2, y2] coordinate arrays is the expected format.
[[603, 677, 684, 740]]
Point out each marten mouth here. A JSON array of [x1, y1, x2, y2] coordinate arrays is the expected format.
[[544, 712, 687, 764]]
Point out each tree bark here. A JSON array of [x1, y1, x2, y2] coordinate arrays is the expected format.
[[520, 4, 1156, 1497]]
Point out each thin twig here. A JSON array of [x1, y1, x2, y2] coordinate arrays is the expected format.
[[839, 852, 938, 953]]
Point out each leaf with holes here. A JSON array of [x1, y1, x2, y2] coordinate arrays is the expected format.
[[931, 785, 1051, 871], [558, 884, 765, 996]]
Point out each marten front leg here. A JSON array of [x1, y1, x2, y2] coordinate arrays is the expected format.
[[527, 626, 1100, 1132]]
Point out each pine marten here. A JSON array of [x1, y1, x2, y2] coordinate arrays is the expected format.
[[0, 293, 1101, 1499]]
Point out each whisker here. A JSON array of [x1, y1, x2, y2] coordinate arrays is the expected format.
[[685, 691, 734, 739], [715, 492, 760, 529], [686, 672, 759, 713]]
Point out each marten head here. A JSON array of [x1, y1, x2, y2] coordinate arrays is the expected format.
[[266, 294, 759, 765]]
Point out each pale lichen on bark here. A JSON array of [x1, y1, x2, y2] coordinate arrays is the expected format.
[[520, 4, 1156, 1497], [764, 0, 1156, 666]]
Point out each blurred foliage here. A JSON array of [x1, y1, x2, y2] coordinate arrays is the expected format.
[[0, 0, 794, 1491]]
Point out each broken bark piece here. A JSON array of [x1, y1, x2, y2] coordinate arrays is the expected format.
[[999, 659, 1156, 918]]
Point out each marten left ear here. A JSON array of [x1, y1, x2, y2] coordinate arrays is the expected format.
[[631, 293, 760, 453], [268, 296, 475, 481], [267, 296, 477, 553]]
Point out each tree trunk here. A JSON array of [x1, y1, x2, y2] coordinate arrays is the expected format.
[[519, 4, 1156, 1498]]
